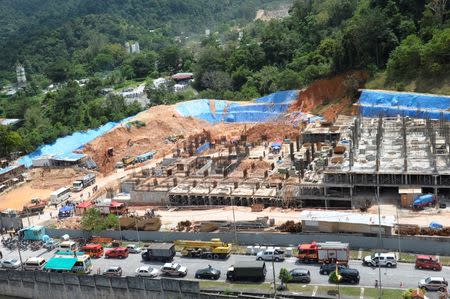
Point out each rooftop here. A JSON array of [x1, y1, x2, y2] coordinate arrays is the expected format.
[[299, 210, 395, 227]]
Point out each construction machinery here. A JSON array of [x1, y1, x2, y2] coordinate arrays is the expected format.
[[297, 241, 349, 264], [174, 238, 232, 259], [122, 155, 135, 166], [72, 173, 96, 192], [22, 198, 48, 215]]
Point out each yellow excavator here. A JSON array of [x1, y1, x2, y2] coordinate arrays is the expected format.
[[174, 238, 232, 259]]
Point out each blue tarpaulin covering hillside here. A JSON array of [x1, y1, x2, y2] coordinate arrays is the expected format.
[[17, 116, 133, 167], [358, 90, 450, 120], [176, 90, 299, 123]]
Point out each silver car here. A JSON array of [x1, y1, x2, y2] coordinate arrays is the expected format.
[[256, 249, 285, 262], [1, 258, 21, 269], [418, 277, 448, 292]]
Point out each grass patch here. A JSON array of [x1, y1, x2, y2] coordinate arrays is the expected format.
[[200, 281, 273, 292], [363, 287, 404, 299], [398, 252, 416, 263], [317, 285, 403, 299], [350, 250, 371, 260], [439, 255, 450, 266]]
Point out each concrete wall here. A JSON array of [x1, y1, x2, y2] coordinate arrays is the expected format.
[[0, 269, 201, 299], [130, 189, 167, 205], [46, 228, 450, 255]]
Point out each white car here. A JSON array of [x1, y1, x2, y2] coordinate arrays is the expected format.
[[127, 244, 142, 254], [160, 262, 187, 277], [2, 258, 21, 269], [363, 252, 397, 268], [135, 266, 159, 278], [256, 249, 285, 262]]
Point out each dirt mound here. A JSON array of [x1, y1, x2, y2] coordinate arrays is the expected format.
[[83, 106, 212, 174], [246, 122, 299, 143], [290, 71, 367, 121], [30, 168, 89, 189]]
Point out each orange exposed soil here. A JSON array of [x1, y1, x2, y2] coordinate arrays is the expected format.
[[246, 122, 299, 143], [0, 185, 53, 210], [291, 71, 367, 121]]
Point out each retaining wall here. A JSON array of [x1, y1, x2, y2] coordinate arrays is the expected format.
[[0, 269, 201, 299], [46, 229, 450, 255]]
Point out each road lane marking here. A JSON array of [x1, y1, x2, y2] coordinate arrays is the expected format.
[[312, 286, 318, 297], [360, 287, 364, 299], [358, 249, 362, 260]]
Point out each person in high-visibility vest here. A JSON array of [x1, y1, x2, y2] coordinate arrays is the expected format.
[[335, 262, 342, 282]]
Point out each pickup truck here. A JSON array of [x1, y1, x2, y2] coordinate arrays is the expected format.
[[256, 248, 285, 262]]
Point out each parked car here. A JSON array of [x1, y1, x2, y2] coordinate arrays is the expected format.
[[127, 244, 142, 254], [320, 263, 347, 275], [103, 266, 122, 277], [135, 266, 158, 278], [1, 258, 21, 269], [330, 268, 360, 284], [195, 266, 221, 280], [105, 247, 129, 259], [23, 257, 46, 271], [287, 268, 311, 283], [363, 252, 397, 268], [160, 262, 187, 277], [256, 248, 285, 262], [418, 277, 448, 292], [415, 255, 442, 271]]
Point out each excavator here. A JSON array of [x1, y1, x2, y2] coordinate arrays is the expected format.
[[174, 238, 232, 259]]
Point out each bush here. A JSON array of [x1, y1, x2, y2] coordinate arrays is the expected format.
[[329, 270, 341, 283], [279, 267, 292, 283]]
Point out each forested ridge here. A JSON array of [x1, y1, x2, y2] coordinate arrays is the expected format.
[[0, 0, 449, 159]]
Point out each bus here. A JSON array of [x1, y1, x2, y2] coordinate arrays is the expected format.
[[50, 187, 71, 205]]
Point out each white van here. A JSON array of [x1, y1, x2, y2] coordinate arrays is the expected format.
[[57, 241, 77, 253], [23, 257, 46, 271], [50, 187, 71, 205]]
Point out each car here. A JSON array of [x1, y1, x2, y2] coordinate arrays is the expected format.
[[103, 266, 122, 277], [105, 247, 129, 259], [1, 258, 21, 269], [195, 266, 221, 280], [127, 244, 142, 254], [319, 263, 347, 275], [288, 268, 311, 283], [256, 249, 285, 262], [330, 268, 360, 284], [419, 277, 448, 292], [135, 266, 159, 278], [415, 255, 442, 271], [160, 262, 187, 277], [363, 252, 397, 268]]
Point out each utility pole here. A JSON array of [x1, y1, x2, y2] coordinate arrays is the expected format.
[[272, 257, 277, 298], [396, 204, 401, 260], [376, 192, 382, 299], [231, 197, 238, 245], [135, 217, 141, 244]]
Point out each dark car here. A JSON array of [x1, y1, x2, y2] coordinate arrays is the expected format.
[[288, 268, 311, 283], [195, 266, 221, 280], [320, 263, 347, 275], [330, 268, 360, 284]]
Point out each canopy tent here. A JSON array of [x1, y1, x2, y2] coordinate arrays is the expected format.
[[44, 257, 77, 271]]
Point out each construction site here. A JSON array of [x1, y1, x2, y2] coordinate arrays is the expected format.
[[1, 72, 450, 235]]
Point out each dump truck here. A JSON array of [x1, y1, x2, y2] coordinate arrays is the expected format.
[[226, 261, 266, 282], [141, 243, 175, 262], [297, 241, 349, 264], [22, 198, 48, 215], [122, 156, 135, 166], [174, 238, 232, 259], [72, 173, 96, 192]]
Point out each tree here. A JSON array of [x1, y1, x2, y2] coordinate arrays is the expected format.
[[279, 267, 292, 283], [200, 71, 232, 92], [80, 208, 118, 233], [0, 126, 23, 158], [387, 35, 423, 81]]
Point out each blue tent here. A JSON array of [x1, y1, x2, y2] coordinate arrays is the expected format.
[[429, 221, 443, 229]]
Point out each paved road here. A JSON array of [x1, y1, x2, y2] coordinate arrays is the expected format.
[[2, 243, 449, 292]]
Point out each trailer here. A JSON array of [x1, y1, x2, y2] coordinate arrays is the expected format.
[[72, 173, 96, 192], [413, 194, 435, 210], [298, 241, 349, 264], [174, 238, 232, 259]]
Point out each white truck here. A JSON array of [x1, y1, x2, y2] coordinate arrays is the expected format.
[[72, 173, 96, 192]]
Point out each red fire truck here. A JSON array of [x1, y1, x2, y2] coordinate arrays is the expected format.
[[297, 241, 349, 264]]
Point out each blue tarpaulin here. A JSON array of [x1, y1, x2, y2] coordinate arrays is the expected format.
[[176, 90, 299, 123], [196, 142, 210, 154], [17, 116, 134, 167], [358, 90, 450, 120]]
